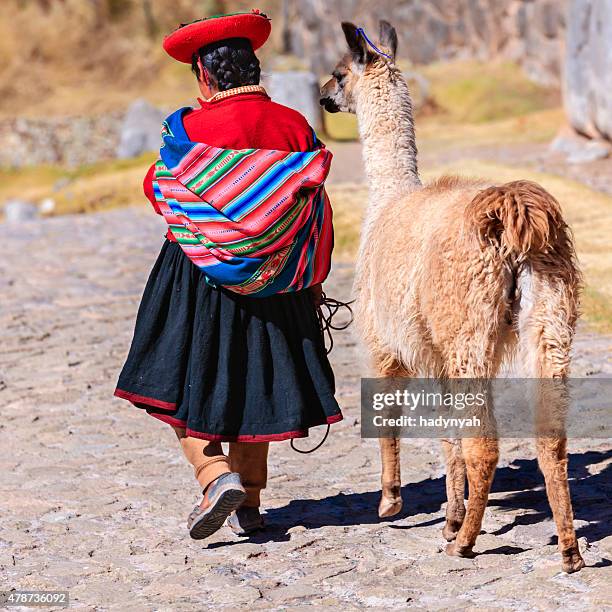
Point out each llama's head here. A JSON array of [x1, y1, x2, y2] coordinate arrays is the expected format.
[[320, 20, 398, 114]]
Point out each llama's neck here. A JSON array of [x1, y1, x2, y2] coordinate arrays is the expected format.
[[356, 66, 421, 211]]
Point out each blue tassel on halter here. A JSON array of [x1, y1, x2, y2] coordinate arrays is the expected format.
[[356, 27, 394, 60]]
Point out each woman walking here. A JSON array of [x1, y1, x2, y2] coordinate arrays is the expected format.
[[114, 10, 342, 540]]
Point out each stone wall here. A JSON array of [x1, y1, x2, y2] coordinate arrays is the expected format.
[[284, 0, 567, 86], [0, 114, 123, 169], [0, 100, 166, 170], [564, 0, 612, 141], [0, 81, 325, 169]]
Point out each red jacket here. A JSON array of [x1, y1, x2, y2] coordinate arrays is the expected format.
[[143, 90, 317, 242]]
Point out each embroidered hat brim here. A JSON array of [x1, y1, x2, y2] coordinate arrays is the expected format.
[[163, 12, 272, 63]]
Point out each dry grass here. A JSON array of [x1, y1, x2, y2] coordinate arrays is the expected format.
[[0, 0, 254, 118], [324, 114, 360, 142], [324, 59, 561, 142], [325, 107, 563, 147], [417, 108, 564, 152], [327, 183, 369, 259], [0, 154, 156, 215], [420, 60, 560, 124]]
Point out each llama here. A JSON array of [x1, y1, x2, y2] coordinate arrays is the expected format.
[[320, 21, 584, 574]]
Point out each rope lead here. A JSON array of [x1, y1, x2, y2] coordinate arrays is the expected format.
[[290, 424, 330, 454], [317, 292, 355, 355], [290, 293, 354, 454]]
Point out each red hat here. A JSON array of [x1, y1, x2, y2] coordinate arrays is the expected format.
[[163, 9, 271, 64]]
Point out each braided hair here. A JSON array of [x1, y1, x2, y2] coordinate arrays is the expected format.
[[192, 38, 261, 91]]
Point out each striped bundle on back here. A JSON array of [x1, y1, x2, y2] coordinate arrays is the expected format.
[[153, 108, 334, 297]]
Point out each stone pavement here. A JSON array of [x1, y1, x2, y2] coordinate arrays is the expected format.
[[1, 208, 610, 610]]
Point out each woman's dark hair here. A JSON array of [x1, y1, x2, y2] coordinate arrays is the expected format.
[[192, 38, 261, 91]]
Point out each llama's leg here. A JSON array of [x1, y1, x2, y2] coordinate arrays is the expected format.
[[536, 435, 583, 573], [532, 370, 584, 572], [442, 374, 498, 555], [441, 439, 466, 541], [376, 356, 410, 518], [379, 437, 403, 517], [446, 435, 499, 557], [519, 266, 584, 573]]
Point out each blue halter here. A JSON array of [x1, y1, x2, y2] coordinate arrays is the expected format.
[[356, 27, 394, 60]]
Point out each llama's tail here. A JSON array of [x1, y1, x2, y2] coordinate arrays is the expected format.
[[468, 180, 581, 369], [468, 180, 567, 260]]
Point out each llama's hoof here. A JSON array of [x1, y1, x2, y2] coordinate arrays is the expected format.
[[562, 547, 585, 574], [445, 542, 475, 558], [378, 496, 403, 518], [442, 519, 462, 542]]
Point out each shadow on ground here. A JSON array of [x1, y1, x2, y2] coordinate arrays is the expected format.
[[491, 449, 612, 544], [207, 450, 611, 550]]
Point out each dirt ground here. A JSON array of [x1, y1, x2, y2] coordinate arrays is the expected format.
[[1, 205, 611, 610]]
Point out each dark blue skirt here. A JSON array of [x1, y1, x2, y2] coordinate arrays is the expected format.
[[114, 239, 342, 441]]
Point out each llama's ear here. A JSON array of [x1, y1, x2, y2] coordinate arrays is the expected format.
[[342, 22, 369, 64], [379, 20, 398, 60]]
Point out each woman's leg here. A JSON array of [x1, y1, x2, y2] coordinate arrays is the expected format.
[[228, 442, 269, 507], [172, 426, 246, 540], [173, 426, 231, 491]]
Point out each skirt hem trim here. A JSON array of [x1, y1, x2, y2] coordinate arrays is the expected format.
[[152, 412, 343, 442], [114, 386, 342, 442], [114, 387, 176, 410]]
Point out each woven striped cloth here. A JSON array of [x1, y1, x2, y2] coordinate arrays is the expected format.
[[152, 108, 334, 297]]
